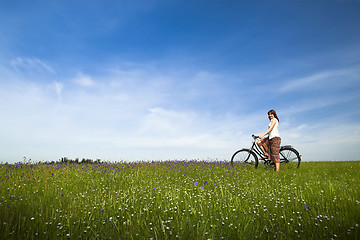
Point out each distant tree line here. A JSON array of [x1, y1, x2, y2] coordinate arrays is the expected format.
[[0, 157, 108, 165], [55, 157, 104, 164], [18, 157, 106, 165]]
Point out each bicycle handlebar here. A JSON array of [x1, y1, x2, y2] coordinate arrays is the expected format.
[[252, 134, 259, 139]]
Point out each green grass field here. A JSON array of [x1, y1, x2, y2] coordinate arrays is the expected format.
[[0, 160, 359, 239]]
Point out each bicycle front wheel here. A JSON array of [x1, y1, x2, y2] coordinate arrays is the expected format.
[[231, 149, 258, 168], [279, 147, 301, 169]]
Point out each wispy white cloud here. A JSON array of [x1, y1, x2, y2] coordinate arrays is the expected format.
[[74, 72, 96, 87], [51, 82, 63, 101], [280, 93, 358, 116], [10, 57, 55, 74], [139, 107, 195, 136], [279, 67, 360, 92]]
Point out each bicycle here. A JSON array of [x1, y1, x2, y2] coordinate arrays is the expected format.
[[231, 135, 301, 169]]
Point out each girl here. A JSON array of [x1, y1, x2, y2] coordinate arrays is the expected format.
[[257, 109, 281, 172]]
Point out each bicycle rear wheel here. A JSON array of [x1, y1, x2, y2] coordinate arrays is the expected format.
[[279, 147, 301, 169], [231, 149, 258, 168]]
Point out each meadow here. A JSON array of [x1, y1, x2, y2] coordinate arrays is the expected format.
[[0, 160, 359, 239]]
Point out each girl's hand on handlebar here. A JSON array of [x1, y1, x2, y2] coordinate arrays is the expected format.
[[258, 133, 265, 139]]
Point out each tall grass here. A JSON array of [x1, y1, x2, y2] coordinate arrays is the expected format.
[[0, 160, 359, 239]]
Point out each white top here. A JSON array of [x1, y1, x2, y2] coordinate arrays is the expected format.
[[269, 118, 280, 139]]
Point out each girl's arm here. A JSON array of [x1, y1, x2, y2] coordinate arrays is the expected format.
[[258, 119, 276, 139]]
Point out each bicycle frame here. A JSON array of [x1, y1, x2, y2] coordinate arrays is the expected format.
[[248, 135, 266, 159], [249, 135, 288, 164], [250, 135, 299, 164]]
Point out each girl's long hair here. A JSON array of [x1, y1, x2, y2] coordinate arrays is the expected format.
[[268, 109, 279, 122]]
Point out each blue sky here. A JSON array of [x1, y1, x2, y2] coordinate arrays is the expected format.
[[0, 0, 360, 163]]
